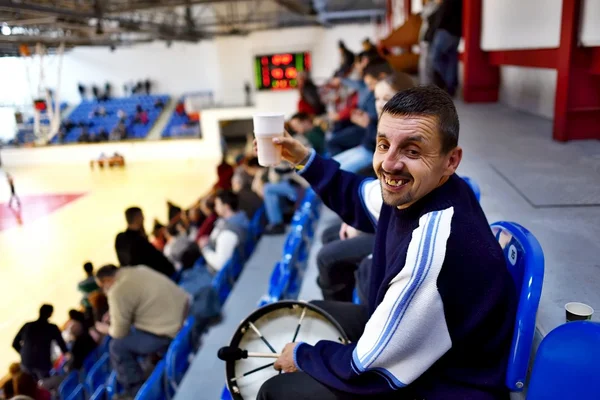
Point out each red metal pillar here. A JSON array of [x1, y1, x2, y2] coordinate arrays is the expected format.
[[553, 0, 600, 141], [461, 0, 500, 102]]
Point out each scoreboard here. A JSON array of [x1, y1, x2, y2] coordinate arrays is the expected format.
[[254, 52, 311, 91]]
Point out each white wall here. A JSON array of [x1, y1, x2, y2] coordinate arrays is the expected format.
[[0, 23, 374, 115], [581, 0, 600, 47], [480, 0, 563, 119]]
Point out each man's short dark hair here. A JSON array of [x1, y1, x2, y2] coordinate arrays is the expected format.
[[382, 85, 459, 154], [125, 207, 142, 224], [83, 262, 94, 276], [39, 304, 53, 320], [96, 264, 118, 280], [290, 112, 311, 122], [363, 59, 393, 78], [246, 157, 260, 168], [216, 190, 239, 211]]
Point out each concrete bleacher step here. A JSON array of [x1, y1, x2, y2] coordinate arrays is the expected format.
[[174, 232, 289, 400], [145, 99, 176, 140]]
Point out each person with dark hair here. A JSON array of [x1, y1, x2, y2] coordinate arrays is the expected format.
[[198, 190, 249, 273], [326, 59, 391, 157], [2, 363, 22, 399], [255, 86, 516, 399], [429, 0, 462, 96], [195, 196, 218, 240], [334, 71, 415, 173], [12, 304, 69, 380], [95, 264, 189, 398], [77, 262, 99, 307], [13, 371, 51, 400], [115, 207, 176, 278], [334, 40, 356, 77], [288, 112, 325, 155], [6, 172, 20, 209], [163, 223, 199, 271], [297, 72, 326, 116], [231, 172, 263, 220]]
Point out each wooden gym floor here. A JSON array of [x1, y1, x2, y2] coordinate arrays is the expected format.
[[0, 159, 216, 374]]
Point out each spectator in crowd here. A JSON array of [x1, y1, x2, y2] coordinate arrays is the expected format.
[[117, 109, 127, 122], [2, 363, 21, 399], [135, 107, 149, 125], [150, 220, 167, 251], [231, 172, 263, 220], [92, 85, 100, 101], [77, 262, 99, 306], [261, 163, 308, 235], [288, 112, 326, 155], [175, 102, 185, 116], [334, 70, 415, 173], [182, 208, 204, 241], [12, 372, 51, 400], [104, 82, 112, 101], [297, 72, 325, 116], [79, 127, 90, 143], [12, 304, 68, 380], [316, 222, 375, 302], [334, 40, 355, 77], [418, 0, 442, 85], [64, 315, 97, 372], [213, 157, 235, 192], [256, 86, 516, 400], [88, 291, 110, 343], [77, 83, 86, 100], [235, 156, 262, 189], [144, 79, 151, 95], [154, 98, 165, 109], [198, 190, 249, 273], [361, 38, 380, 58], [95, 265, 189, 399], [326, 60, 389, 156], [195, 196, 218, 241], [115, 207, 176, 278], [111, 121, 127, 141], [163, 223, 200, 271], [430, 0, 462, 96]]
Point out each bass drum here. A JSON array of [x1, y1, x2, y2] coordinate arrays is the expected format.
[[224, 300, 348, 399]]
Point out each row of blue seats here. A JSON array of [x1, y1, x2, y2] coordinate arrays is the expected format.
[[62, 206, 268, 400], [161, 97, 198, 139]]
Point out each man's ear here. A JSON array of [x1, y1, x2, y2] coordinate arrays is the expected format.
[[445, 146, 462, 175]]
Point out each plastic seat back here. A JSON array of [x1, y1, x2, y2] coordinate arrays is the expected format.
[[134, 360, 166, 400], [490, 221, 544, 391], [85, 353, 111, 394], [527, 321, 600, 399], [460, 176, 481, 202], [59, 371, 80, 400], [65, 384, 85, 400]]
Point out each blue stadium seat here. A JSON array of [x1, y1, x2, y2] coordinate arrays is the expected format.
[[166, 317, 195, 397], [134, 360, 166, 400], [85, 352, 111, 394], [460, 176, 481, 202], [98, 335, 112, 355], [65, 384, 85, 400], [490, 221, 544, 392], [106, 370, 123, 400], [526, 321, 600, 399], [59, 371, 80, 400], [81, 349, 100, 379], [221, 386, 233, 400], [90, 385, 106, 400], [211, 252, 243, 305], [245, 206, 266, 255]]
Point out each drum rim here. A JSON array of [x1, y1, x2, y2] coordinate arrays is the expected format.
[[225, 300, 349, 399]]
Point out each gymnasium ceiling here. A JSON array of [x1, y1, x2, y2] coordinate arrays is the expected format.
[[0, 0, 386, 56]]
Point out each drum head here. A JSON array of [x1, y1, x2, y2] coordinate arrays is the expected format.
[[225, 301, 348, 399]]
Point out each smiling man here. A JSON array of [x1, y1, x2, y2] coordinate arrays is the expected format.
[[257, 86, 517, 400]]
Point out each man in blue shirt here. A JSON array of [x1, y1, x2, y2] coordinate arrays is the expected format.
[[257, 86, 516, 399]]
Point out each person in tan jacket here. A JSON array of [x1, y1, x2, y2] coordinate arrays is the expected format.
[[95, 265, 189, 399]]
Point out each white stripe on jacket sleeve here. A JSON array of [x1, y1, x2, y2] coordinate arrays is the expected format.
[[352, 207, 454, 388], [360, 179, 383, 223]]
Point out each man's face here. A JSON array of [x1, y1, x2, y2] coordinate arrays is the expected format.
[[95, 277, 114, 292], [364, 74, 378, 92], [373, 113, 462, 208]]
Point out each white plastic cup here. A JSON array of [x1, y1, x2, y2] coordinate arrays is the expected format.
[[565, 302, 594, 322], [253, 113, 285, 167]]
